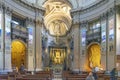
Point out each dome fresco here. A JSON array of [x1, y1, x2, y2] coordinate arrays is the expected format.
[[24, 0, 98, 9]]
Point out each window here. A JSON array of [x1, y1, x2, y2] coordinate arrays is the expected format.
[[12, 15, 26, 27]]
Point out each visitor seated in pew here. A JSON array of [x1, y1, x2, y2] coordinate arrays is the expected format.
[[86, 72, 95, 80], [110, 68, 117, 80], [19, 63, 25, 74], [92, 67, 98, 80]]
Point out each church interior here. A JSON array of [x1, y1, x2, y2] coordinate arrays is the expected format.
[[0, 0, 120, 80]]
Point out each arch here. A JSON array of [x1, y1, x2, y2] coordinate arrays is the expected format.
[[86, 42, 101, 70], [11, 39, 27, 69], [87, 42, 101, 49]]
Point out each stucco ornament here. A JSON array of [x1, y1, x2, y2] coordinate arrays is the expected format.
[[43, 0, 72, 36]]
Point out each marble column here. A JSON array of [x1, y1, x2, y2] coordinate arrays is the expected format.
[[0, 3, 4, 71], [27, 18, 35, 71], [116, 10, 120, 70], [72, 23, 80, 71], [107, 10, 115, 71], [35, 20, 43, 71], [4, 6, 12, 72]]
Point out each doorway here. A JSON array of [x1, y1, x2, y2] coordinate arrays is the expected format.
[[11, 40, 26, 69]]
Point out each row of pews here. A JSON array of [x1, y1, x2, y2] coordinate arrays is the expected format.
[[0, 71, 52, 80], [62, 71, 120, 80], [0, 70, 120, 80], [62, 71, 88, 80]]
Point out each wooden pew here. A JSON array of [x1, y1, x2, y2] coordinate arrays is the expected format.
[[65, 74, 87, 80], [0, 75, 9, 80], [16, 77, 50, 80], [8, 72, 17, 80], [15, 71, 52, 80], [62, 71, 87, 80]]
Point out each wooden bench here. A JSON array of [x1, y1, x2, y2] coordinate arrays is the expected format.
[[16, 77, 50, 80], [62, 71, 87, 80], [0, 75, 9, 80]]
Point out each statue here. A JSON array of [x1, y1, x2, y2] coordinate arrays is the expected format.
[[89, 44, 101, 68]]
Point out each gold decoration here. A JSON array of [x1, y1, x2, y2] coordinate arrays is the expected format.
[[11, 40, 26, 68], [88, 44, 101, 68], [50, 48, 66, 64]]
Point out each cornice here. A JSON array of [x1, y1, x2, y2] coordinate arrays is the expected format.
[[13, 0, 45, 12], [26, 17, 43, 26], [71, 0, 108, 14], [72, 0, 115, 23], [1, 2, 12, 15]]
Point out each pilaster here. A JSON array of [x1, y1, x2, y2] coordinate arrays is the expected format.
[[0, 2, 3, 71], [72, 22, 80, 71], [35, 19, 43, 71], [3, 5, 12, 72], [106, 8, 116, 70], [27, 18, 35, 71], [79, 22, 88, 71]]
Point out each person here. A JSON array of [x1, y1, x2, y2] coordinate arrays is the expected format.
[[16, 66, 19, 73], [86, 72, 95, 80], [110, 68, 117, 80], [19, 63, 25, 73], [12, 65, 18, 73], [92, 68, 98, 80]]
